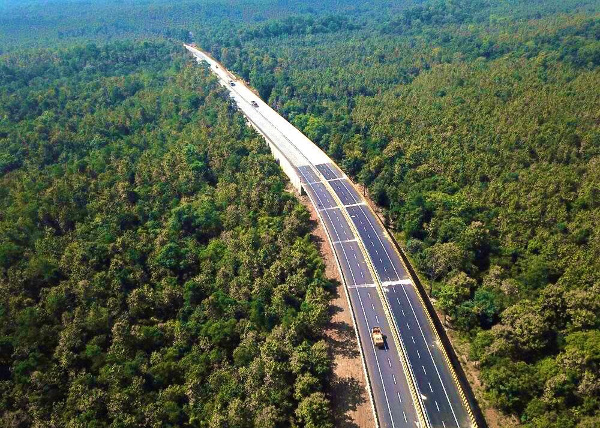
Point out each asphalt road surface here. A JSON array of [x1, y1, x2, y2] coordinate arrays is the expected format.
[[185, 44, 473, 428]]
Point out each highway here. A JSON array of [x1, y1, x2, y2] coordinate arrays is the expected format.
[[185, 44, 475, 428]]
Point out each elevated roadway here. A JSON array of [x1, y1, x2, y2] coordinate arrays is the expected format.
[[185, 44, 476, 428]]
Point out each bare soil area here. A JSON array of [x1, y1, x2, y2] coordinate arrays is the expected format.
[[298, 191, 375, 428]]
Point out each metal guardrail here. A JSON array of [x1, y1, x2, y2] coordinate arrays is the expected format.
[[385, 230, 484, 428], [232, 72, 427, 425]]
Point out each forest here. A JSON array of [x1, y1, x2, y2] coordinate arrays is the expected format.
[[1, 0, 600, 427], [0, 41, 334, 427]]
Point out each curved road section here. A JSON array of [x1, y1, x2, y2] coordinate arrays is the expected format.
[[185, 44, 476, 428]]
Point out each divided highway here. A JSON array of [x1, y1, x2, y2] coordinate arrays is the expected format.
[[185, 44, 476, 428]]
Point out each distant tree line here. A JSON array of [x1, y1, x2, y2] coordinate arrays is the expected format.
[[1, 0, 599, 426]]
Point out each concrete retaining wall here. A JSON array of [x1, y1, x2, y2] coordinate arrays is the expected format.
[[247, 121, 303, 194]]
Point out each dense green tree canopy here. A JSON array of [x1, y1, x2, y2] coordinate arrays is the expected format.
[[1, 0, 600, 426], [197, 1, 600, 425], [0, 41, 334, 427]]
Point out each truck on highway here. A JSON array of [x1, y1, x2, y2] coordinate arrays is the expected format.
[[372, 327, 385, 348]]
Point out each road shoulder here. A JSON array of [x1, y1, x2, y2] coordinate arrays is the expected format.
[[298, 189, 375, 428]]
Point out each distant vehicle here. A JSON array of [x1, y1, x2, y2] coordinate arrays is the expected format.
[[251, 100, 259, 107], [372, 326, 385, 348], [229, 80, 235, 86]]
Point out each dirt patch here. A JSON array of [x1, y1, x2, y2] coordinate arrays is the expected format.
[[297, 190, 375, 428]]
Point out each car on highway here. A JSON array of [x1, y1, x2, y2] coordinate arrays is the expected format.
[[251, 100, 259, 107], [229, 80, 235, 86]]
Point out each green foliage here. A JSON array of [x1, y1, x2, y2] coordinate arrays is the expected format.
[[295, 392, 334, 428], [481, 359, 542, 414], [0, 40, 333, 426]]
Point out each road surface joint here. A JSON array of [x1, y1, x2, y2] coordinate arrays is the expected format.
[[342, 175, 478, 428]]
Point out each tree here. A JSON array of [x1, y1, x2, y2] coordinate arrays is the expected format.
[[423, 242, 465, 281], [482, 359, 541, 414], [294, 372, 321, 400], [438, 272, 475, 318], [472, 288, 501, 327], [0, 40, 334, 426], [169, 199, 222, 242], [295, 392, 334, 428], [493, 301, 552, 357]]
